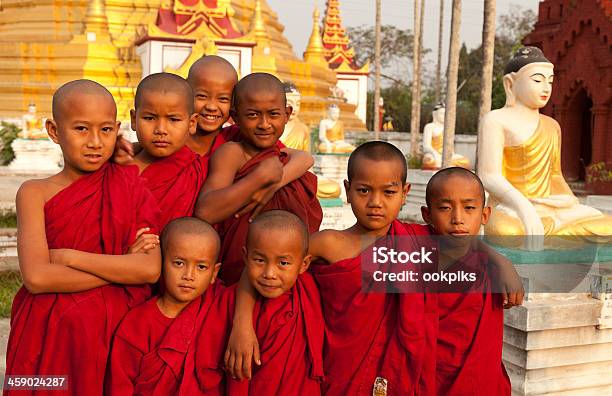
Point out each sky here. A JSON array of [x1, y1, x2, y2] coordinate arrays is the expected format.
[[267, 0, 541, 67]]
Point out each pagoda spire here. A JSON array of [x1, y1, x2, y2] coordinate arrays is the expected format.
[[303, 7, 327, 66], [84, 0, 109, 36], [321, 0, 367, 73], [251, 0, 270, 44]]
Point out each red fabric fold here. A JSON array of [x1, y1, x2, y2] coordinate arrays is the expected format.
[[196, 273, 324, 395], [5, 163, 160, 396], [140, 145, 208, 230], [106, 283, 222, 396], [216, 146, 322, 285]]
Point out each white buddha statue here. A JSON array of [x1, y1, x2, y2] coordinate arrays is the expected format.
[[318, 104, 354, 154], [20, 103, 47, 140], [478, 47, 611, 245], [422, 104, 470, 169], [280, 83, 310, 152]]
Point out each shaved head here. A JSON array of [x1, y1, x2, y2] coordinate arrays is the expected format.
[[348, 141, 407, 183], [52, 79, 116, 121], [187, 55, 238, 85], [247, 210, 309, 255], [161, 217, 221, 260], [135, 73, 194, 113], [233, 73, 286, 110], [426, 167, 486, 206]]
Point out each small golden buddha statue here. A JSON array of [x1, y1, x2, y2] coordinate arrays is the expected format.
[[20, 104, 47, 140], [422, 104, 470, 170], [280, 83, 340, 199], [478, 47, 611, 245], [280, 83, 310, 152], [318, 104, 355, 154]]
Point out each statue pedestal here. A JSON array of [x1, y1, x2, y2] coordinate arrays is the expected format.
[[498, 247, 612, 394], [586, 195, 612, 216], [8, 139, 62, 173], [319, 198, 355, 231], [314, 153, 350, 201]]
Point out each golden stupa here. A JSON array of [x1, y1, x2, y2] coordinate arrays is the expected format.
[[0, 0, 366, 130]]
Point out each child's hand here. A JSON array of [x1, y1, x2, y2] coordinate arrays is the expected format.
[[224, 320, 261, 380], [254, 156, 283, 185], [235, 182, 282, 221], [113, 135, 135, 166], [128, 228, 159, 254], [496, 261, 525, 309]]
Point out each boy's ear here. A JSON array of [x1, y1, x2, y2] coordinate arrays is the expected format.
[[241, 246, 248, 263], [130, 109, 137, 131], [45, 119, 59, 144], [188, 113, 198, 135], [421, 205, 431, 225], [402, 183, 411, 204], [343, 179, 350, 202], [299, 254, 312, 274], [210, 262, 222, 284], [285, 105, 293, 119], [481, 206, 491, 226], [230, 108, 238, 125]]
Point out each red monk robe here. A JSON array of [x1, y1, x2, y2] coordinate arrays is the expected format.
[[216, 147, 322, 285], [380, 224, 510, 395], [139, 145, 208, 230], [311, 220, 432, 396], [5, 163, 160, 396], [106, 282, 222, 396], [196, 273, 324, 396]]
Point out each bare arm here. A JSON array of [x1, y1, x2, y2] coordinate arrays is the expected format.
[[225, 270, 260, 380], [194, 143, 282, 224], [279, 148, 314, 185], [51, 247, 161, 285], [476, 239, 524, 308], [16, 181, 110, 294]]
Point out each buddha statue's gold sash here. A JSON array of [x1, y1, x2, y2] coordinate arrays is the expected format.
[[326, 120, 345, 142], [431, 133, 443, 153]]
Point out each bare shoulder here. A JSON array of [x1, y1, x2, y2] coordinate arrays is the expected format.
[[310, 229, 357, 263], [16, 177, 58, 204]]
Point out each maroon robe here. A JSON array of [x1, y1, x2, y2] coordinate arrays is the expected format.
[[311, 220, 431, 396], [196, 273, 324, 395], [140, 145, 208, 230], [106, 282, 222, 396], [216, 147, 322, 285], [5, 163, 160, 396]]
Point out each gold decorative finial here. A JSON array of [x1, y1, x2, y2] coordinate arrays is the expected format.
[[252, 0, 269, 42], [304, 7, 327, 66], [84, 0, 109, 35]]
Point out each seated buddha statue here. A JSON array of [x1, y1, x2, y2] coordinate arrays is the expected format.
[[281, 83, 340, 199], [422, 104, 470, 169], [280, 83, 311, 152], [478, 47, 611, 244], [317, 104, 355, 154], [20, 103, 48, 140]]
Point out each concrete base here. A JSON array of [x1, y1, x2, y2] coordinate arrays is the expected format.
[[320, 199, 355, 230], [8, 139, 62, 173], [401, 169, 435, 222], [314, 154, 350, 202]]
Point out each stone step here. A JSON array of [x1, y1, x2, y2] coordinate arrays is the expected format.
[[503, 339, 612, 370], [504, 324, 612, 350]]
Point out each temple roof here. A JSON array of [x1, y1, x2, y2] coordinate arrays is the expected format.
[[155, 0, 243, 39], [321, 0, 369, 74]]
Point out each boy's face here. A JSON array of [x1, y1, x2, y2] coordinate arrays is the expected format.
[[232, 91, 292, 150], [243, 227, 310, 299], [46, 93, 119, 173], [131, 90, 196, 158], [345, 158, 410, 232], [190, 72, 234, 134], [163, 233, 220, 304], [421, 175, 491, 238]]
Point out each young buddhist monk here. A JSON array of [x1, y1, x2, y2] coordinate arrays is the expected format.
[[227, 142, 523, 395], [196, 210, 324, 396], [419, 167, 511, 395], [5, 80, 161, 396], [128, 72, 207, 229], [106, 217, 221, 396], [195, 72, 322, 285]]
